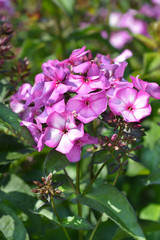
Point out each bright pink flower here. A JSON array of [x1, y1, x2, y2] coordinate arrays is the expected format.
[[43, 112, 84, 154], [130, 75, 160, 99], [66, 133, 98, 162], [109, 87, 151, 122], [66, 91, 107, 123]]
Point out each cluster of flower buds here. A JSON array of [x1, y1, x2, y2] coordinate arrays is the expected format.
[[0, 17, 14, 66], [10, 46, 160, 162], [32, 173, 63, 202]]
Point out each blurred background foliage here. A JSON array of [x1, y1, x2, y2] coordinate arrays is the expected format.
[[1, 0, 160, 239]]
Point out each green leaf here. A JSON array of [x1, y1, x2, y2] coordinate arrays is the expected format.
[[52, 0, 75, 17], [0, 174, 36, 210], [0, 103, 35, 145], [0, 133, 34, 164], [43, 149, 69, 174], [140, 204, 160, 222], [35, 206, 93, 230], [145, 170, 160, 186], [133, 34, 157, 49], [61, 216, 94, 230], [143, 52, 160, 75], [0, 203, 29, 240], [91, 149, 113, 164], [78, 184, 146, 240]]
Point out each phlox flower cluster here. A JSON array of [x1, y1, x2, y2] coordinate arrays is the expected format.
[[10, 47, 160, 162]]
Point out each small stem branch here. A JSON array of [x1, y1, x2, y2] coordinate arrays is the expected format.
[[83, 162, 106, 196], [51, 197, 71, 240], [112, 167, 122, 186], [64, 169, 77, 194], [89, 214, 102, 240]]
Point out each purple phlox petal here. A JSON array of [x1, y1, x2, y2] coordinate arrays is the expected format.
[[145, 82, 160, 99], [114, 61, 128, 79], [21, 119, 44, 151], [73, 61, 91, 74], [44, 127, 62, 148], [37, 99, 65, 123], [87, 62, 100, 77], [69, 46, 89, 60], [66, 133, 98, 162], [130, 75, 147, 92], [10, 83, 32, 113]]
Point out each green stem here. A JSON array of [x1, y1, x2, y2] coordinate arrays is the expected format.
[[83, 162, 106, 196], [51, 197, 71, 240], [64, 169, 77, 194], [89, 213, 103, 240], [112, 167, 122, 186], [76, 162, 83, 240], [112, 155, 126, 186]]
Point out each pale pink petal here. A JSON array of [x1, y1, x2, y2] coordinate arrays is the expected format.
[[116, 87, 137, 105], [133, 91, 150, 109], [46, 112, 65, 130], [121, 110, 137, 122], [90, 97, 107, 116], [66, 145, 81, 162], [56, 134, 74, 154], [133, 105, 152, 121], [68, 123, 84, 142], [43, 127, 62, 148], [109, 97, 127, 115], [78, 106, 96, 123]]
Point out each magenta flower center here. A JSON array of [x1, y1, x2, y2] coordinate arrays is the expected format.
[[128, 106, 133, 111], [83, 78, 90, 83], [85, 100, 90, 106], [62, 128, 68, 134]]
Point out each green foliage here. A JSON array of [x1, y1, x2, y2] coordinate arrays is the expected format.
[[79, 184, 145, 240], [43, 149, 69, 174], [0, 103, 35, 145]]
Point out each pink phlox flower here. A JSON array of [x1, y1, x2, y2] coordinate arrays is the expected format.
[[130, 75, 160, 99], [106, 80, 133, 98], [43, 112, 84, 154], [42, 61, 69, 82], [66, 133, 99, 162], [66, 91, 107, 123], [109, 87, 151, 122], [37, 98, 65, 123], [10, 83, 32, 114], [21, 118, 44, 152]]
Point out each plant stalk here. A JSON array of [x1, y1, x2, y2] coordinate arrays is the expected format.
[[51, 196, 71, 240]]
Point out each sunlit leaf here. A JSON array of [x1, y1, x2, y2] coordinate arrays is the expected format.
[[0, 203, 29, 240], [78, 184, 146, 240]]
